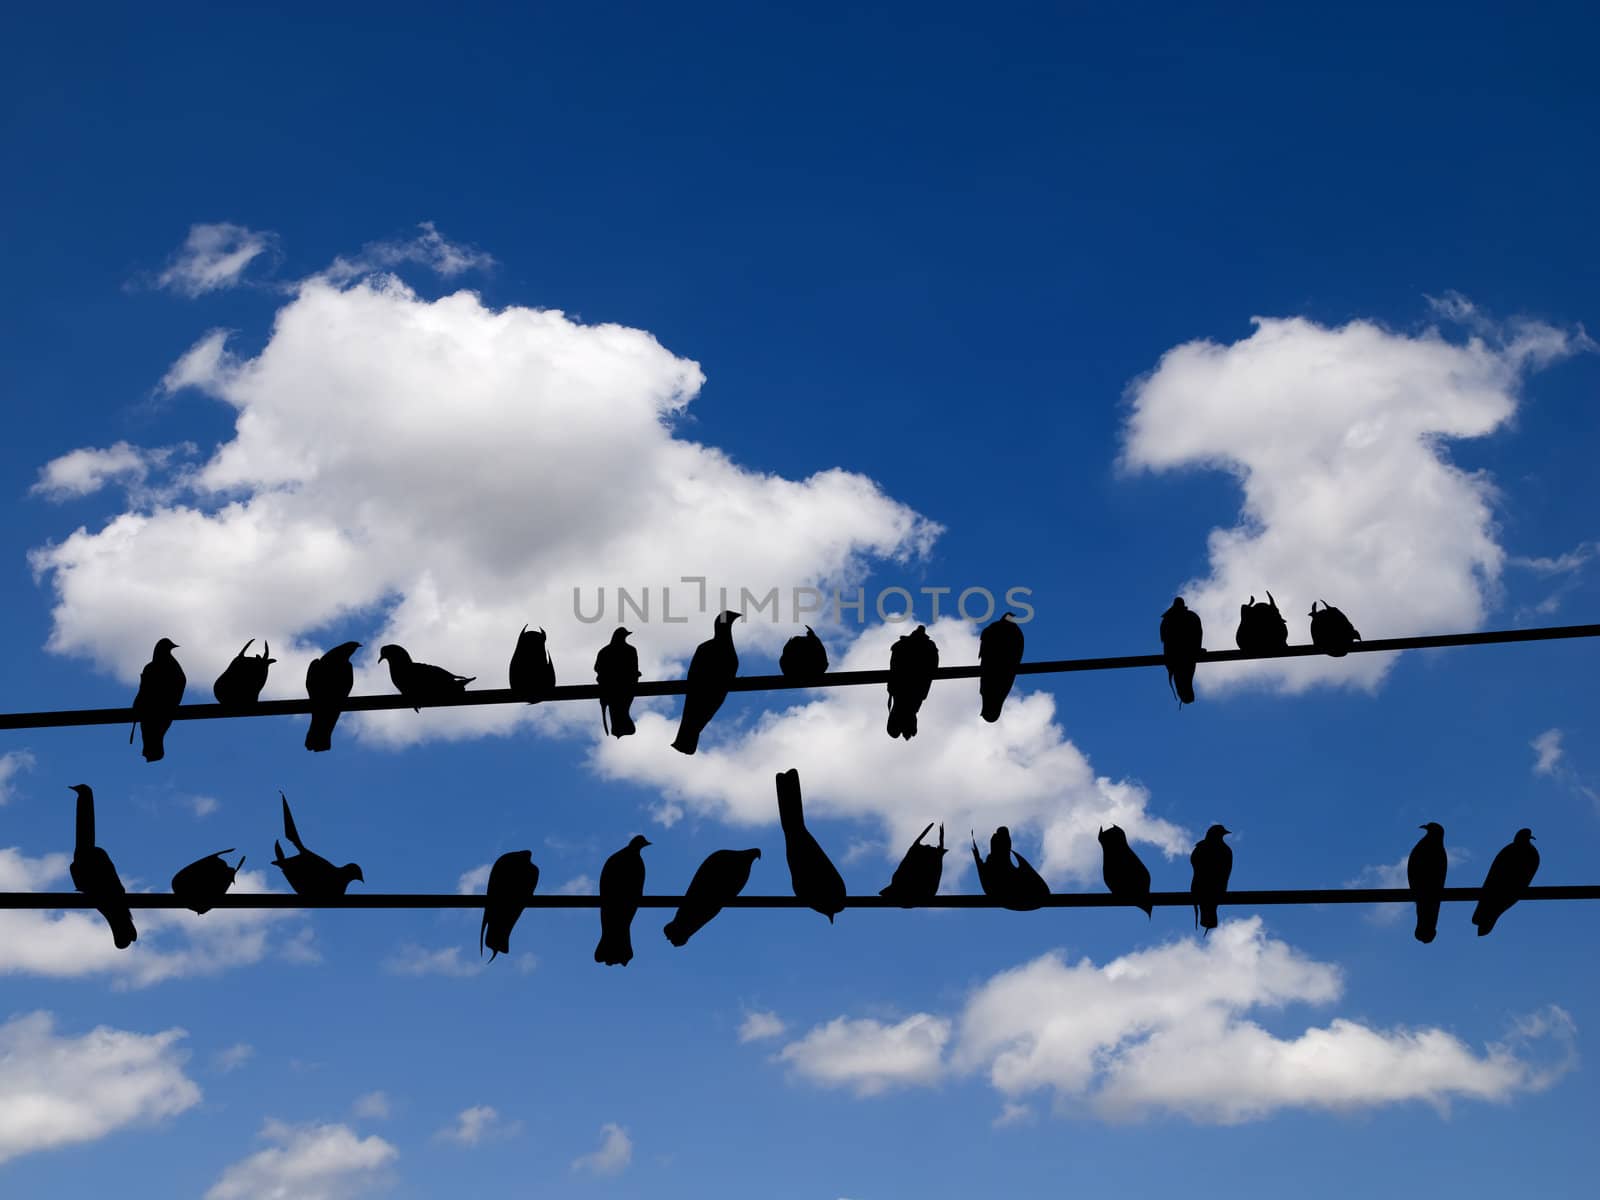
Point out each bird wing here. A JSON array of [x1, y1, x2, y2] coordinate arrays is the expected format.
[[281, 794, 306, 851]]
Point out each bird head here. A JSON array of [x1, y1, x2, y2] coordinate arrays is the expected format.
[[1001, 611, 1016, 622], [343, 863, 366, 883], [717, 610, 742, 627], [327, 640, 362, 660], [1515, 828, 1536, 843], [68, 784, 92, 799], [804, 625, 817, 637], [377, 644, 406, 664], [1419, 822, 1444, 836], [155, 637, 179, 653], [1170, 597, 1186, 609], [749, 847, 761, 860], [1206, 824, 1231, 840], [629, 835, 652, 850], [991, 826, 1012, 854]]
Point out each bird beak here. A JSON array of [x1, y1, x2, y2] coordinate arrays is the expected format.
[[642, 838, 653, 847], [1222, 827, 1233, 835], [1419, 824, 1428, 830]]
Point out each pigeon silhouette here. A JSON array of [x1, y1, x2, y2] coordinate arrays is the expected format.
[[509, 625, 556, 703], [1160, 597, 1203, 705], [378, 644, 475, 711], [879, 821, 947, 907], [595, 835, 650, 966], [212, 639, 276, 709], [972, 826, 1050, 911], [1235, 592, 1288, 654], [481, 849, 539, 961], [978, 612, 1025, 722], [130, 637, 186, 762], [779, 626, 829, 682], [1099, 824, 1153, 917], [271, 793, 364, 898], [776, 768, 845, 923], [171, 849, 246, 915], [1309, 600, 1361, 657], [672, 611, 741, 755], [663, 848, 760, 947], [886, 624, 939, 740], [594, 627, 641, 738], [305, 640, 361, 752], [1472, 828, 1539, 937], [1190, 824, 1232, 933], [67, 785, 137, 949], [1407, 822, 1448, 944]]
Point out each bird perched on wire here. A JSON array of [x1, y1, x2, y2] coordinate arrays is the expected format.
[[378, 643, 475, 712], [978, 612, 1024, 723], [304, 640, 361, 752], [886, 624, 939, 740], [1159, 597, 1203, 705], [1099, 824, 1153, 918], [972, 826, 1050, 911], [1189, 824, 1232, 933], [880, 822, 947, 906], [212, 639, 276, 709], [779, 626, 829, 683], [594, 627, 641, 738], [508, 625, 556, 703], [1235, 593, 1288, 654], [776, 768, 845, 923], [663, 847, 760, 947], [271, 793, 364, 898], [1309, 601, 1361, 657], [672, 610, 742, 755], [131, 637, 186, 762], [171, 849, 246, 915], [596, 835, 650, 966], [1472, 828, 1539, 937], [1407, 822, 1448, 944], [68, 784, 136, 949], [481, 849, 539, 961]]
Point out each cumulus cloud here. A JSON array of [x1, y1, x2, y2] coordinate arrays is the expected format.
[[778, 1015, 951, 1097], [571, 1122, 632, 1176], [0, 1012, 199, 1164], [1532, 729, 1564, 776], [157, 223, 276, 296], [0, 750, 34, 804], [205, 1120, 397, 1200], [738, 1010, 787, 1043], [435, 1105, 518, 1146], [1121, 308, 1586, 694]]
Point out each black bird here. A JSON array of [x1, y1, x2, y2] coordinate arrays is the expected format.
[[130, 637, 186, 762], [594, 627, 641, 738], [1235, 592, 1288, 654], [672, 611, 742, 755], [879, 822, 947, 907], [271, 793, 364, 898], [776, 768, 845, 923], [886, 624, 939, 740], [779, 626, 829, 682], [212, 639, 276, 709], [305, 640, 361, 752], [67, 785, 136, 949], [978, 613, 1025, 723], [481, 850, 539, 961], [595, 835, 650, 966], [171, 849, 246, 915], [1190, 824, 1233, 933], [1099, 824, 1153, 918], [508, 625, 556, 703], [1472, 828, 1539, 937], [1159, 597, 1203, 705], [1407, 823, 1448, 944], [971, 826, 1050, 911], [378, 644, 475, 711], [663, 848, 760, 947], [1309, 600, 1362, 657]]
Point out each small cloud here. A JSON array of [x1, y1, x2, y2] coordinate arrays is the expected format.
[[777, 1014, 951, 1097], [279, 927, 322, 965], [385, 944, 481, 978], [456, 863, 492, 895], [1510, 543, 1599, 576], [1532, 729, 1565, 777], [0, 750, 35, 804], [211, 1043, 254, 1073], [156, 222, 277, 296], [205, 1119, 396, 1200], [738, 1011, 787, 1043], [324, 222, 494, 284], [189, 795, 221, 818], [352, 1091, 391, 1120], [556, 874, 595, 896], [993, 1102, 1034, 1128], [571, 1122, 632, 1177], [435, 1104, 519, 1147]]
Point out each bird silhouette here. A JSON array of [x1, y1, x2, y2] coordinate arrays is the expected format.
[[67, 785, 136, 949], [672, 611, 742, 755], [1407, 823, 1448, 944], [886, 624, 939, 740], [130, 637, 185, 762], [1309, 601, 1362, 657], [978, 612, 1025, 722], [212, 639, 276, 709], [271, 793, 364, 898], [779, 626, 829, 682], [971, 826, 1050, 911], [509, 625, 556, 703], [1099, 824, 1153, 917], [481, 849, 539, 961], [1235, 592, 1288, 654], [663, 848, 760, 947], [594, 627, 641, 738], [595, 835, 650, 966], [1190, 824, 1233, 933], [776, 768, 845, 923], [171, 849, 246, 915], [305, 640, 361, 752], [1472, 828, 1539, 937], [378, 644, 475, 711], [1160, 597, 1203, 705], [879, 822, 947, 906]]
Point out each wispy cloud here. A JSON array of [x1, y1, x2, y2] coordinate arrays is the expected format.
[[0, 751, 35, 805], [435, 1104, 519, 1146], [738, 1011, 787, 1043], [155, 222, 277, 296], [571, 1122, 632, 1176]]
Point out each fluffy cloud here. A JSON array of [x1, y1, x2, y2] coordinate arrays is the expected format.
[[435, 1105, 518, 1146], [777, 1015, 950, 1097], [156, 222, 276, 296], [571, 1122, 632, 1176], [1532, 728, 1564, 776], [1121, 308, 1586, 694], [0, 750, 34, 804], [0, 1012, 199, 1164], [205, 1120, 397, 1200], [738, 1010, 787, 1043]]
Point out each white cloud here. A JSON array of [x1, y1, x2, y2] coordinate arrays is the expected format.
[[1121, 308, 1586, 695], [556, 874, 595, 896], [571, 1122, 632, 1176], [383, 944, 481, 978], [456, 863, 492, 895], [0, 1011, 199, 1164], [992, 1102, 1034, 1128], [351, 1092, 391, 1120], [212, 1043, 255, 1073], [205, 1120, 397, 1200], [156, 222, 277, 296], [0, 750, 34, 804], [33, 444, 149, 500], [435, 1104, 518, 1146], [324, 222, 494, 282], [188, 794, 222, 818], [1532, 728, 1564, 776], [778, 1014, 951, 1097], [738, 1010, 787, 1043], [1344, 843, 1471, 926]]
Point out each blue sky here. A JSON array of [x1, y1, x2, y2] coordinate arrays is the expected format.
[[2, 3, 1599, 1197]]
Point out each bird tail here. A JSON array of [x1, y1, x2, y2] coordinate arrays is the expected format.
[[105, 908, 138, 950], [1471, 902, 1499, 937], [129, 722, 136, 745], [595, 930, 634, 966], [305, 711, 336, 752], [662, 919, 688, 947], [671, 728, 699, 756], [1199, 904, 1218, 932], [1414, 897, 1440, 944], [980, 692, 1003, 723], [598, 698, 610, 737]]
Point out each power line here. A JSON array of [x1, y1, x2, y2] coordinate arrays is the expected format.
[[1, 621, 1595, 733]]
